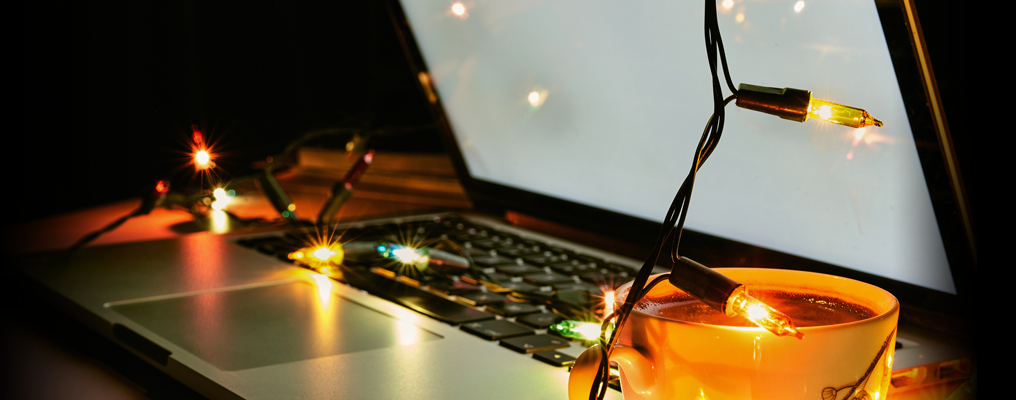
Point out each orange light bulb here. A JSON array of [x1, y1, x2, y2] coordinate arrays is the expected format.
[[725, 287, 804, 339], [194, 150, 211, 169]]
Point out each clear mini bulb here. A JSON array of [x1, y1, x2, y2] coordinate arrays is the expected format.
[[807, 98, 883, 128]]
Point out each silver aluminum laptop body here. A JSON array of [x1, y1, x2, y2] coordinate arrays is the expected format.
[[18, 214, 626, 400]]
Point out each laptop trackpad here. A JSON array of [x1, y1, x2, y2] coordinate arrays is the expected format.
[[109, 281, 443, 371]]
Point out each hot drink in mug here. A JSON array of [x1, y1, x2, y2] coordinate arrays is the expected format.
[[569, 268, 899, 400]]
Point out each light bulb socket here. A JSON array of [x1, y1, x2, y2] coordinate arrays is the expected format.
[[255, 172, 300, 222], [668, 256, 742, 312], [735, 84, 811, 122]]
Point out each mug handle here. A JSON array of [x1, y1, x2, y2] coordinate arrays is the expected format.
[[569, 344, 659, 400]]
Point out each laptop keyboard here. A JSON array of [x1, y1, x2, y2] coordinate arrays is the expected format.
[[235, 214, 631, 386]]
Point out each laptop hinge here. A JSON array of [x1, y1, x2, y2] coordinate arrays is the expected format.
[[503, 210, 649, 262]]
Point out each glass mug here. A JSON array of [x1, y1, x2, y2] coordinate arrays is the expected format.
[[569, 268, 899, 400]]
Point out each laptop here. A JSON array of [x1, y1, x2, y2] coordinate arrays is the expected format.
[[14, 0, 975, 399]]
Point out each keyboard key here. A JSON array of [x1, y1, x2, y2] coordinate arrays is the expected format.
[[556, 290, 596, 308], [365, 276, 495, 325], [578, 270, 629, 287], [602, 263, 637, 275], [458, 291, 509, 306], [549, 262, 596, 275], [460, 320, 535, 340], [485, 301, 541, 317], [488, 281, 541, 293], [247, 237, 302, 256], [471, 255, 517, 268], [464, 246, 494, 257], [517, 239, 543, 248], [394, 294, 495, 325], [552, 282, 603, 294], [485, 272, 513, 283], [500, 335, 570, 354], [518, 312, 564, 329], [522, 253, 568, 266], [469, 238, 506, 249], [533, 350, 576, 367], [497, 246, 539, 257], [571, 254, 607, 265], [496, 263, 544, 276], [427, 280, 481, 296], [460, 271, 511, 285], [523, 272, 575, 286]]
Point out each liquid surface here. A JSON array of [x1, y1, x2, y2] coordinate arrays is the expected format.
[[639, 289, 877, 327]]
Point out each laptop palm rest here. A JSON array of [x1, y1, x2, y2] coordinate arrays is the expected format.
[[109, 281, 443, 371]]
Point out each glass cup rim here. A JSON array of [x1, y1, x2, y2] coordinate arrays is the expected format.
[[619, 268, 899, 332]]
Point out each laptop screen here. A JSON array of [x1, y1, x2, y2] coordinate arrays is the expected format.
[[394, 0, 961, 295]]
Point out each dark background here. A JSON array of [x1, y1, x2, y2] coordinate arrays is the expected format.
[[17, 0, 445, 229]]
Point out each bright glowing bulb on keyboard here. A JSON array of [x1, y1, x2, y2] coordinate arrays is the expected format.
[[603, 290, 615, 317], [289, 244, 344, 268], [313, 246, 337, 261], [391, 247, 430, 270], [375, 243, 431, 271], [550, 320, 612, 341]]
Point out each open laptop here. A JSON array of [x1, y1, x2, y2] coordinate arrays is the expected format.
[[15, 0, 975, 399]]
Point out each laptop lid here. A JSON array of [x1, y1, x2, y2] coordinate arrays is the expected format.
[[385, 0, 975, 322]]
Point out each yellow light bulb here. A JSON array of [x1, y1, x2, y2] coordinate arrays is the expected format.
[[289, 244, 344, 266], [735, 84, 884, 129], [725, 288, 804, 339], [313, 247, 336, 261], [807, 98, 883, 129]]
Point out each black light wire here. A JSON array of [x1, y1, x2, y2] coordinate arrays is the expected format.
[[67, 191, 210, 252], [68, 207, 150, 252], [587, 1, 738, 398]]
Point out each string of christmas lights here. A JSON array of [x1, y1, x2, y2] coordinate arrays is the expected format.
[[66, 124, 432, 251], [64, 4, 887, 398], [582, 0, 884, 398]]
